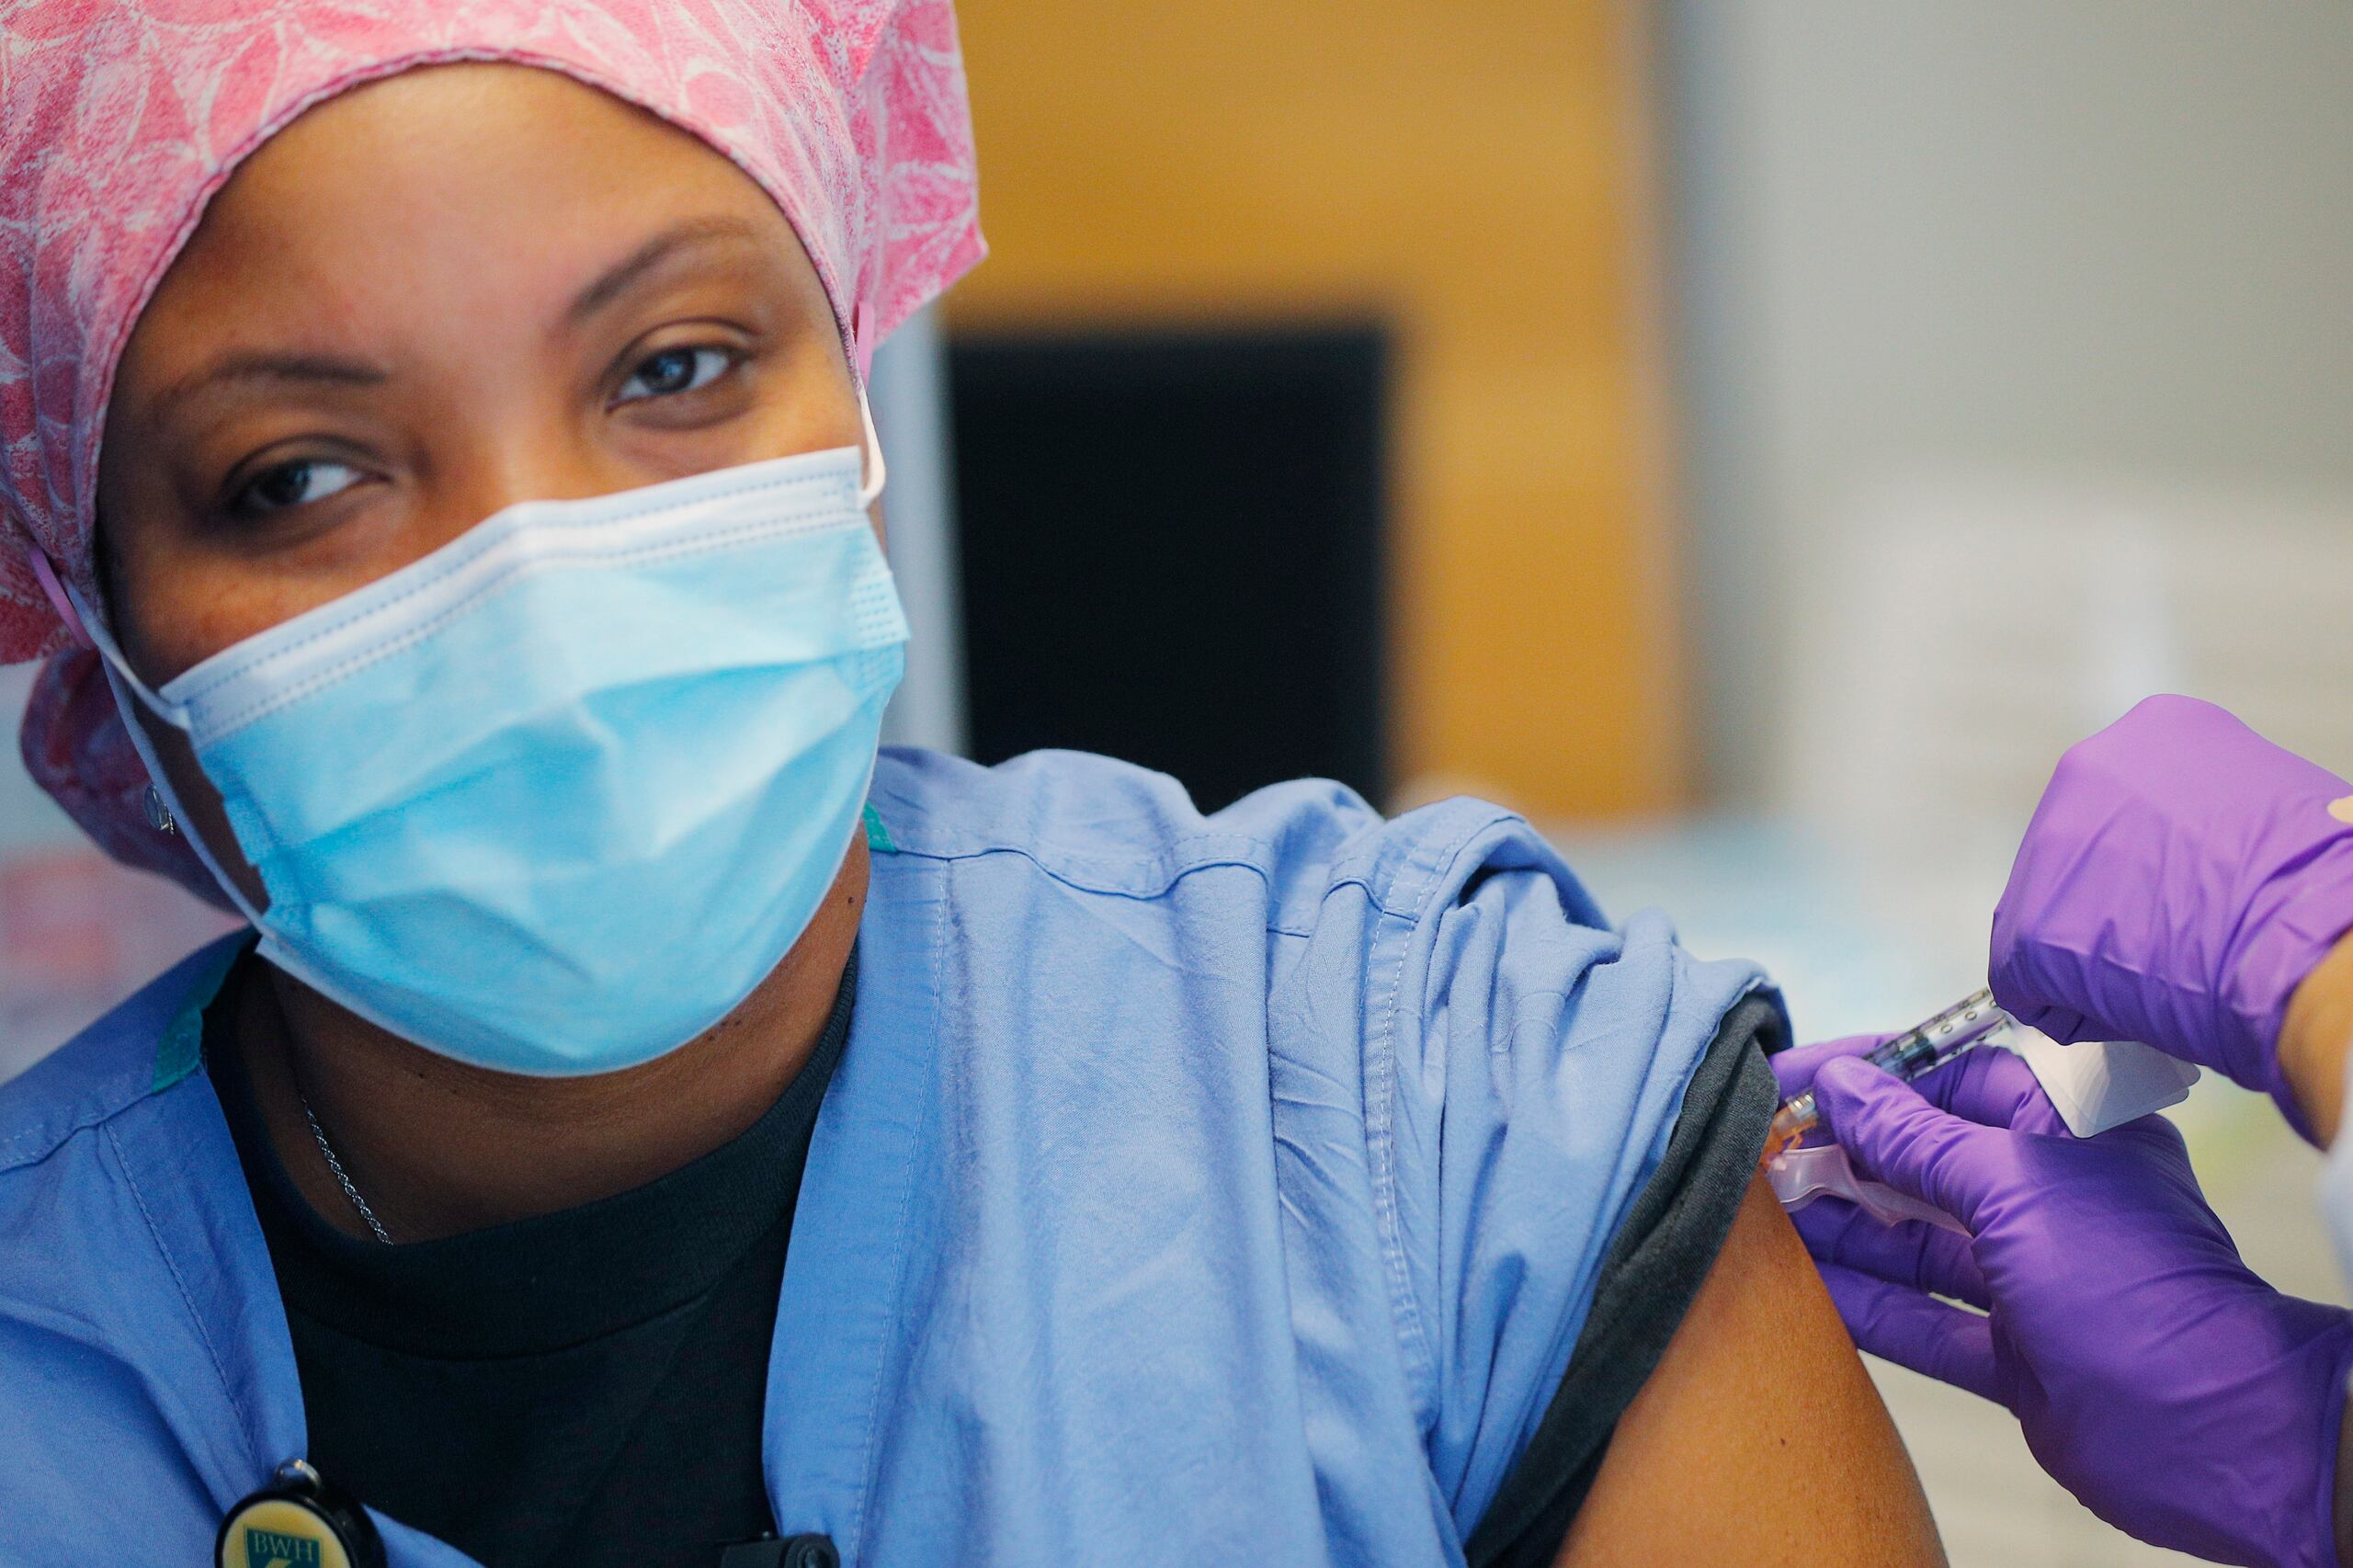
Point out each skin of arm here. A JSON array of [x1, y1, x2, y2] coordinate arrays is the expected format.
[[2279, 926, 2353, 1146], [1553, 1172, 1947, 1567], [2275, 927, 2353, 1564]]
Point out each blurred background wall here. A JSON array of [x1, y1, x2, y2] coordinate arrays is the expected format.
[[1664, 0, 2353, 812], [947, 0, 1687, 817], [5, 4, 2353, 1561]]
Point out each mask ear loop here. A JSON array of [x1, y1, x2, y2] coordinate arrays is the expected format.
[[46, 569, 189, 731], [31, 551, 265, 925], [851, 299, 887, 509], [26, 548, 96, 650], [853, 301, 878, 383], [856, 381, 888, 509], [94, 648, 266, 926]]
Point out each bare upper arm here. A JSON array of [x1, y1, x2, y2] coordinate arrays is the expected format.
[[1550, 1172, 1945, 1568]]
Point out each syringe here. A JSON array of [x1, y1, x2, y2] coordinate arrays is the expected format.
[[1763, 988, 2010, 1161]]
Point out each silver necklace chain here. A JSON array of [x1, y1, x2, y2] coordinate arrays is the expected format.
[[299, 1092, 395, 1245]]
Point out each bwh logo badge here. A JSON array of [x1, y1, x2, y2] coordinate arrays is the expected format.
[[243, 1527, 323, 1567]]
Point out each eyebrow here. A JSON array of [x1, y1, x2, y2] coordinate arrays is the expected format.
[[146, 217, 769, 428], [564, 215, 767, 327], [152, 350, 389, 426]]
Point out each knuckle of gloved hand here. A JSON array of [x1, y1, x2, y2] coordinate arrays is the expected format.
[[1886, 1119, 1973, 1208], [2042, 696, 2203, 809], [1773, 1034, 1884, 1098], [2045, 728, 2122, 797], [1905, 1124, 1963, 1186], [2121, 691, 2212, 735], [1813, 1053, 1907, 1126], [1800, 1198, 1866, 1256], [1828, 1273, 1892, 1341]]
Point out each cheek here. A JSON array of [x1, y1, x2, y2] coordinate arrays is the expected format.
[[95, 427, 299, 685], [743, 335, 863, 457], [107, 546, 318, 687], [99, 463, 410, 687]]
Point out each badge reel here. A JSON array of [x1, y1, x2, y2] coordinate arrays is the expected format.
[[217, 1460, 385, 1568]]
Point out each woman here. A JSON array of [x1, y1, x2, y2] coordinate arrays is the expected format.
[[0, 4, 1938, 1564]]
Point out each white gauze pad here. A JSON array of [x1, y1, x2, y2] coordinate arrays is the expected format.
[[2000, 1022, 2200, 1137]]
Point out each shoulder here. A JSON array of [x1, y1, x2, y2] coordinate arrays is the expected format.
[[868, 744, 1543, 933], [0, 933, 243, 1177], [0, 937, 264, 1547], [1298, 810, 1770, 1534]]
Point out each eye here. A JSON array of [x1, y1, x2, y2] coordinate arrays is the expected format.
[[229, 457, 365, 518], [614, 345, 737, 404]]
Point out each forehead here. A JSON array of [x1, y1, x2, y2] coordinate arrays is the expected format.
[[140, 62, 800, 338]]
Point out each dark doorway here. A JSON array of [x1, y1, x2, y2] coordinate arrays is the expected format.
[[948, 324, 1390, 813]]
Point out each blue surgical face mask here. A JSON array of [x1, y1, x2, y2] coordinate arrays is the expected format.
[[81, 407, 904, 1075]]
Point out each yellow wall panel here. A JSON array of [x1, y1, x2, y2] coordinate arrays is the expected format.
[[949, 0, 1683, 816]]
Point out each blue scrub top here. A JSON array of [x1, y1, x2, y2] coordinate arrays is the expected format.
[[0, 747, 1768, 1566]]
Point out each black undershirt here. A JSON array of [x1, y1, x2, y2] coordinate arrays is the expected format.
[[1463, 992, 1784, 1568], [208, 949, 1772, 1568], [207, 946, 857, 1568]]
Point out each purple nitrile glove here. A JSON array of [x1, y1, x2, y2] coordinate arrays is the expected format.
[[1774, 1037, 2353, 1568], [1992, 694, 2353, 1136]]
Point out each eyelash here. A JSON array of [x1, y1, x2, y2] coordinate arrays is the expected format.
[[611, 343, 745, 407], [221, 341, 750, 521], [225, 456, 365, 521]]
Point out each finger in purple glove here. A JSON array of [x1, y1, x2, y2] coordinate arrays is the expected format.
[[1790, 1197, 1989, 1309], [1768, 1031, 1894, 1101], [1810, 1056, 2001, 1228], [1817, 1262, 2000, 1404], [1897, 1043, 2072, 1138]]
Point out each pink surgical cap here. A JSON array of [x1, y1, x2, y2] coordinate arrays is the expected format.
[[1, 0, 983, 902]]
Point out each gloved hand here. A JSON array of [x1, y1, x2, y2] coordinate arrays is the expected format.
[[1992, 694, 2353, 1133], [1772, 1037, 2353, 1568]]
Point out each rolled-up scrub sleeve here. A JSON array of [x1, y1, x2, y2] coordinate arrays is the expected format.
[[1279, 827, 1780, 1562], [1467, 994, 1781, 1565]]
